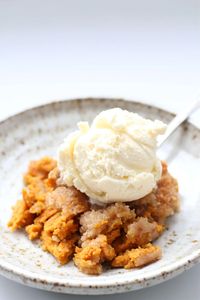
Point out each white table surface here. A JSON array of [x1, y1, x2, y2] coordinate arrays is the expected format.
[[0, 0, 200, 299]]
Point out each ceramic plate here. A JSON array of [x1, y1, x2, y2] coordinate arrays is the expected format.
[[0, 98, 200, 295]]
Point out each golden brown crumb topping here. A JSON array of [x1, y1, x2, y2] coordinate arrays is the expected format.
[[8, 158, 179, 274], [112, 243, 162, 269]]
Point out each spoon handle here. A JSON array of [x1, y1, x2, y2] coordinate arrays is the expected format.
[[158, 100, 200, 147]]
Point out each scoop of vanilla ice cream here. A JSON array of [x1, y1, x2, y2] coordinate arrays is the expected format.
[[58, 108, 166, 203]]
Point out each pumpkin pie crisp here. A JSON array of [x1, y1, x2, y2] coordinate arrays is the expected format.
[[8, 157, 179, 275], [8, 108, 179, 274]]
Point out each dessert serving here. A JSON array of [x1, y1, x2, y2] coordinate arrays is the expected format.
[[8, 108, 179, 275]]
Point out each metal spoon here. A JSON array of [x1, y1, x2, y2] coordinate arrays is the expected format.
[[158, 100, 200, 147]]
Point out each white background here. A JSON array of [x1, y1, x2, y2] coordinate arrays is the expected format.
[[0, 0, 200, 299]]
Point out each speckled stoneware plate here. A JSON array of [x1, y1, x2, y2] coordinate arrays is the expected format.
[[0, 98, 200, 295]]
